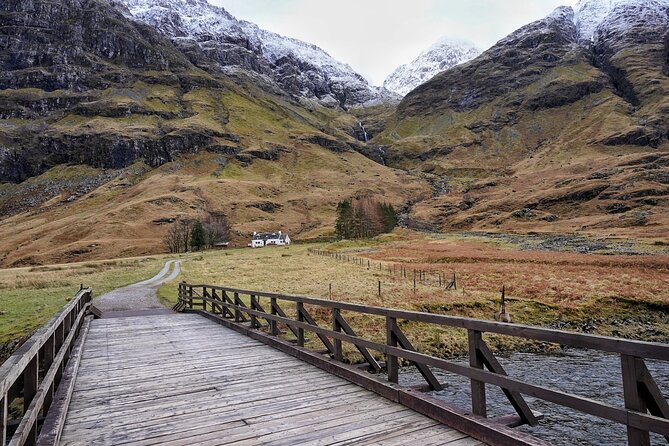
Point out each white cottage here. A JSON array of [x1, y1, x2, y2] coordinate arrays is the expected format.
[[250, 231, 291, 248]]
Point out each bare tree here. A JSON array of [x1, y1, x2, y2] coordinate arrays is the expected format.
[[163, 224, 182, 254], [177, 219, 193, 253], [203, 214, 231, 249], [162, 214, 231, 253]]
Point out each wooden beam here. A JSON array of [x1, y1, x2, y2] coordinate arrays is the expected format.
[[468, 330, 487, 417], [390, 323, 443, 391], [298, 306, 335, 355], [476, 336, 538, 426], [386, 317, 398, 384], [335, 312, 381, 373], [622, 354, 651, 446], [184, 283, 669, 360]]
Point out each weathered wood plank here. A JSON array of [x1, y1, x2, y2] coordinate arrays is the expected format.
[[58, 313, 479, 446]]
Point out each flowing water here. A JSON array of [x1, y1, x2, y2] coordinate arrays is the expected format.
[[398, 349, 669, 445], [358, 121, 368, 142]]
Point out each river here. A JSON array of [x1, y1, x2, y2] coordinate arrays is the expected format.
[[398, 349, 668, 445]]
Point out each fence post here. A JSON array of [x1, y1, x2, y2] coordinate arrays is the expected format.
[[386, 316, 398, 384], [24, 353, 39, 445], [250, 295, 258, 329], [270, 298, 279, 335], [332, 307, 343, 362], [468, 330, 487, 417], [297, 302, 305, 347], [1, 394, 7, 446], [234, 292, 241, 322], [621, 355, 651, 445]]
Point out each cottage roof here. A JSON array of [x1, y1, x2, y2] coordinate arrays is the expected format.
[[252, 232, 288, 241]]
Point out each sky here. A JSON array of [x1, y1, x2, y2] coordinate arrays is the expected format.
[[210, 0, 578, 86]]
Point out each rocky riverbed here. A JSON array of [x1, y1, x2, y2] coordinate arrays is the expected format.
[[457, 232, 669, 255], [399, 349, 669, 445]]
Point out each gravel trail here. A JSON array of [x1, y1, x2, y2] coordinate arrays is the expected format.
[[94, 260, 181, 312]]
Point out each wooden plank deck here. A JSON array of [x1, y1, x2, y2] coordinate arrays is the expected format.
[[58, 313, 486, 446]]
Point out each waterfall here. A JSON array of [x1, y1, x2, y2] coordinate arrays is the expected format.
[[358, 121, 368, 143]]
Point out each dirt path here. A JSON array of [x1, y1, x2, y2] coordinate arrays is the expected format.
[[93, 260, 181, 312]]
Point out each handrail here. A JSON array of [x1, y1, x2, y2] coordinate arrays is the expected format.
[[182, 283, 669, 360], [178, 282, 669, 445], [0, 287, 92, 446]]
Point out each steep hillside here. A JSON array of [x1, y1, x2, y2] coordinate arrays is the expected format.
[[376, 0, 669, 238]]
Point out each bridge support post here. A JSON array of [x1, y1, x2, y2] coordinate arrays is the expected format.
[[296, 302, 305, 347], [468, 330, 487, 417], [332, 308, 343, 362], [270, 298, 279, 336], [24, 353, 39, 445], [621, 354, 669, 445], [250, 295, 258, 329], [1, 394, 7, 446], [386, 317, 398, 384], [43, 333, 56, 415]]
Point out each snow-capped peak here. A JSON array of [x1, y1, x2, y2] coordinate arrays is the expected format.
[[115, 0, 395, 108], [574, 0, 669, 41], [383, 38, 481, 97]]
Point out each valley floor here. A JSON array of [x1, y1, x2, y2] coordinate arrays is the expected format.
[[1, 230, 668, 364]]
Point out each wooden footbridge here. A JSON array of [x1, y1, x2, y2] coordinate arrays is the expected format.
[[1, 281, 668, 446]]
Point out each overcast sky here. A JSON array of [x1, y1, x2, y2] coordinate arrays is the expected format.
[[210, 0, 577, 86]]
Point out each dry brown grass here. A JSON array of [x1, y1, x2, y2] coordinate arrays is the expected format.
[[159, 233, 669, 360], [0, 149, 429, 268]]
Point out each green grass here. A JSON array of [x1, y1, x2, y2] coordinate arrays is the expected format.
[[0, 257, 168, 348]]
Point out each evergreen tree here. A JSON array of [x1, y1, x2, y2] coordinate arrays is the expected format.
[[190, 221, 206, 251], [381, 203, 398, 232], [335, 199, 354, 240]]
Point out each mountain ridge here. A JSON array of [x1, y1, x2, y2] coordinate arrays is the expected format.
[[116, 0, 398, 109]]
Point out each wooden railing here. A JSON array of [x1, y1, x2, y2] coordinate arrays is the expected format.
[[0, 287, 92, 446], [177, 282, 669, 445]]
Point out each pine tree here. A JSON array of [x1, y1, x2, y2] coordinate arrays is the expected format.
[[381, 203, 398, 232], [335, 199, 354, 240], [190, 221, 205, 251]]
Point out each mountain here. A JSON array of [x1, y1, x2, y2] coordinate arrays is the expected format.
[[383, 38, 481, 97], [0, 0, 428, 266], [114, 0, 397, 109], [376, 0, 669, 237]]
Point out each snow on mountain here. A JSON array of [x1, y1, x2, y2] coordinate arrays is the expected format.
[[383, 38, 481, 97], [115, 0, 396, 108], [574, 0, 669, 41]]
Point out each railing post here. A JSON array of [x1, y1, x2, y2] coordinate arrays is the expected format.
[[270, 297, 279, 335], [332, 307, 343, 362], [43, 332, 56, 414], [386, 316, 398, 384], [250, 295, 258, 329], [1, 393, 7, 446], [468, 330, 487, 417], [202, 287, 207, 312], [621, 354, 651, 446], [234, 292, 241, 322], [24, 353, 39, 445], [297, 302, 305, 347]]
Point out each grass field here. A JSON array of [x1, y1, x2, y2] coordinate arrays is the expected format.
[[0, 256, 167, 357], [2, 231, 668, 364]]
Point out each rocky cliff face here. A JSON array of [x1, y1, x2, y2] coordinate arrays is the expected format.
[[383, 38, 481, 97], [116, 0, 397, 109], [0, 0, 379, 185]]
